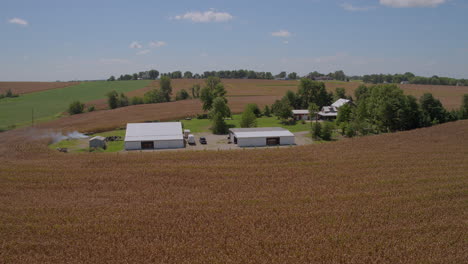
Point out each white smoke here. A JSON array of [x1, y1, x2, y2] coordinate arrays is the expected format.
[[40, 130, 88, 143]]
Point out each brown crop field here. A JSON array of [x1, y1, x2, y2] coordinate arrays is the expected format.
[[41, 96, 278, 133], [85, 79, 467, 111], [0, 108, 467, 263], [0, 81, 80, 94]]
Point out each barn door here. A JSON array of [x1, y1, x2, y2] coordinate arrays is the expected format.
[[266, 137, 280, 146], [141, 141, 154, 149]]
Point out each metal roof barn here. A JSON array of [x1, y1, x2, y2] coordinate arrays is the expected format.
[[124, 122, 184, 150], [229, 127, 295, 147]]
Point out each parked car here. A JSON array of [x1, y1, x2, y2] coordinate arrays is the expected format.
[[199, 136, 207, 144], [187, 134, 196, 145]]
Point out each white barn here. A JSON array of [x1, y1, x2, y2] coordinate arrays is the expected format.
[[124, 122, 185, 150], [229, 127, 295, 147]]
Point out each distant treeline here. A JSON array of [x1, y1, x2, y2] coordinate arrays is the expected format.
[[108, 69, 351, 82], [107, 70, 467, 86], [361, 73, 468, 86]]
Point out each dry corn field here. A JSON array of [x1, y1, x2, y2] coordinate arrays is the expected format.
[[85, 79, 468, 111], [0, 119, 467, 263]]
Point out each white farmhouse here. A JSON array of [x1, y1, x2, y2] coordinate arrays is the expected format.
[[124, 122, 185, 150]]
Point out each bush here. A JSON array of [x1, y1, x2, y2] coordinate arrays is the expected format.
[[87, 105, 95, 112], [119, 93, 129, 107], [282, 117, 296, 125], [107, 90, 119, 109], [197, 113, 209, 119], [321, 122, 334, 141], [176, 89, 190, 101], [311, 122, 322, 140], [68, 101, 85, 115], [344, 123, 357, 138], [246, 103, 261, 117], [263, 105, 271, 117], [240, 107, 257, 128], [131, 96, 144, 105]]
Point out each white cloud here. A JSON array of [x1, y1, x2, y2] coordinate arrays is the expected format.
[[136, 49, 151, 55], [380, 0, 447, 8], [271, 30, 291, 38], [129, 41, 142, 49], [8, 17, 28, 26], [174, 9, 233, 23], [149, 41, 167, 48], [341, 3, 375, 11]]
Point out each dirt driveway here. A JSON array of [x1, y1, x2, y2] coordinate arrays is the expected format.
[[183, 131, 314, 151]]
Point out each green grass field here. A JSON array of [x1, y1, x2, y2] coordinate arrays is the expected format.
[[0, 80, 151, 130], [49, 129, 126, 153], [181, 114, 312, 133]]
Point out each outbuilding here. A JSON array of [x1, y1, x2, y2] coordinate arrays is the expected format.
[[229, 127, 295, 147], [124, 122, 185, 150], [292, 109, 311, 121], [89, 136, 106, 149]]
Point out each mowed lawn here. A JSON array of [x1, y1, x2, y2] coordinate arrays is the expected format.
[[0, 80, 151, 130], [182, 114, 311, 133]]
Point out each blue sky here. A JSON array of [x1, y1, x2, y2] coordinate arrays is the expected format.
[[1, 0, 467, 81]]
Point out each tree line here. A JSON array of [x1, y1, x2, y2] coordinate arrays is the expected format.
[[361, 72, 468, 86]]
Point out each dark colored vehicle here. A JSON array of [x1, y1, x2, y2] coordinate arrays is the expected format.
[[199, 137, 207, 144]]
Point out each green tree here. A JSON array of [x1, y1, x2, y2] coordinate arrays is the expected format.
[[333, 70, 346, 81], [419, 93, 447, 126], [311, 122, 322, 140], [288, 72, 298, 80], [210, 97, 231, 118], [107, 90, 119, 109], [336, 103, 353, 125], [296, 78, 332, 108], [200, 77, 227, 111], [240, 106, 257, 128], [308, 103, 319, 121], [68, 100, 84, 115], [246, 103, 261, 117], [200, 87, 214, 111], [460, 94, 468, 119], [276, 99, 293, 120], [119, 93, 129, 107], [263, 105, 271, 117], [143, 89, 165, 104], [354, 85, 369, 102], [191, 84, 201, 98], [132, 73, 138, 80], [87, 105, 95, 112], [335, 87, 346, 100], [107, 76, 115, 81], [183, 71, 193, 79], [131, 96, 144, 105], [148, 69, 159, 79], [276, 71, 287, 78], [176, 89, 190, 101], [211, 113, 228, 134], [159, 76, 172, 102], [284, 90, 298, 108], [321, 122, 334, 141]]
